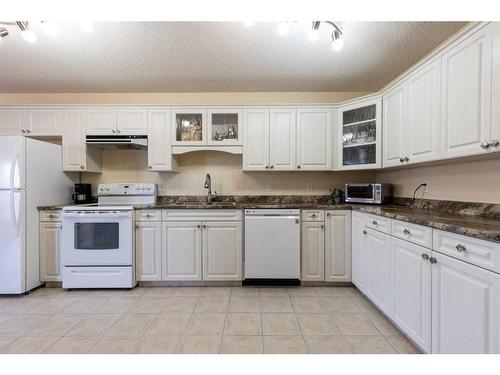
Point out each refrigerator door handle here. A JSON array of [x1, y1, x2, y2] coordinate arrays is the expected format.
[[10, 190, 21, 237], [10, 144, 22, 189]]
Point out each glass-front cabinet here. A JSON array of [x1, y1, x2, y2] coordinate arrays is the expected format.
[[172, 109, 207, 145], [207, 109, 242, 145], [337, 97, 382, 169]]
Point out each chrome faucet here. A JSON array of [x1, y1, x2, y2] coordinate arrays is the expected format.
[[204, 173, 216, 203]]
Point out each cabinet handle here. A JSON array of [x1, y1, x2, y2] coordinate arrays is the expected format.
[[480, 142, 490, 149], [320, 224, 324, 229], [372, 220, 377, 225], [21, 129, 26, 134], [455, 244, 466, 253], [403, 228, 410, 236], [145, 214, 152, 218], [111, 129, 116, 134], [265, 165, 269, 169], [270, 165, 274, 169], [25, 129, 30, 134], [116, 129, 121, 134], [297, 165, 301, 169], [202, 224, 207, 228], [404, 156, 409, 162], [311, 213, 317, 217], [148, 166, 152, 169], [362, 230, 367, 235], [326, 212, 330, 217], [399, 157, 404, 163], [429, 257, 437, 264], [421, 253, 429, 260], [196, 225, 201, 228]]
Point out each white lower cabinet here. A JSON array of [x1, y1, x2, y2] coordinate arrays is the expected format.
[[351, 212, 368, 293], [301, 221, 325, 281], [162, 222, 202, 281], [135, 221, 162, 281], [325, 211, 351, 282], [391, 238, 432, 353], [431, 250, 500, 354], [202, 222, 242, 281], [39, 221, 62, 282]]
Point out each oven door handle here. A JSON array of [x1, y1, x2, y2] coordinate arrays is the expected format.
[[62, 212, 132, 219]]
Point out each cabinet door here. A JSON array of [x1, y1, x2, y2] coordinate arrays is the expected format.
[[491, 22, 500, 151], [383, 84, 406, 167], [391, 238, 431, 353], [441, 24, 493, 158], [136, 221, 162, 281], [147, 109, 174, 171], [62, 110, 87, 172], [351, 212, 368, 293], [162, 222, 202, 281], [171, 109, 207, 145], [325, 210, 351, 282], [269, 108, 296, 170], [39, 222, 62, 282], [365, 228, 393, 315], [117, 108, 148, 135], [301, 221, 325, 281], [0, 110, 25, 135], [202, 222, 242, 281], [207, 108, 242, 146], [242, 108, 270, 170], [296, 108, 332, 170], [431, 250, 500, 354], [405, 58, 441, 164], [86, 108, 117, 135], [25, 109, 62, 136]]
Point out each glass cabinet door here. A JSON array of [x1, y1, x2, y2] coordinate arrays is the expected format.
[[338, 98, 381, 169], [207, 109, 242, 145], [172, 109, 206, 145]]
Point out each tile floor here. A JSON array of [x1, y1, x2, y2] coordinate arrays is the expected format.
[[0, 286, 421, 354]]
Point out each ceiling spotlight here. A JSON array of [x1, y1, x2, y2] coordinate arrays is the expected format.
[[41, 21, 58, 36], [16, 21, 37, 43], [78, 21, 93, 33], [0, 27, 8, 39], [307, 21, 320, 42], [243, 21, 254, 27], [332, 29, 344, 51], [277, 22, 289, 36]]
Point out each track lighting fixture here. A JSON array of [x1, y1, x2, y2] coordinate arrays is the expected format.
[[16, 21, 37, 43], [0, 21, 95, 44], [0, 27, 8, 39]]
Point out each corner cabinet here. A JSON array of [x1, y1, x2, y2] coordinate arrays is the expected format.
[[336, 97, 382, 170]]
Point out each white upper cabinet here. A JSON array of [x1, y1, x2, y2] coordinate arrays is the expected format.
[[383, 84, 406, 167], [86, 108, 117, 135], [0, 109, 25, 135], [270, 108, 296, 170], [243, 109, 270, 170], [490, 22, 500, 150], [441, 23, 493, 158], [25, 109, 62, 136], [147, 108, 175, 171], [296, 108, 332, 170], [117, 108, 148, 135], [207, 108, 242, 146], [337, 97, 381, 169], [171, 108, 207, 146]]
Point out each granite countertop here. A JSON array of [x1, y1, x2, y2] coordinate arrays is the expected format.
[[37, 204, 72, 211]]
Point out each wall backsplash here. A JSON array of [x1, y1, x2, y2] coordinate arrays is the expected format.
[[82, 150, 377, 196]]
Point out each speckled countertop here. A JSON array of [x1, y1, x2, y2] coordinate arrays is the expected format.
[[38, 195, 500, 243]]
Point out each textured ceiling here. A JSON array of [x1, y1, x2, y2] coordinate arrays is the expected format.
[[0, 21, 467, 93]]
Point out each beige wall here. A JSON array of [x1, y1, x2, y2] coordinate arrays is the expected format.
[[0, 92, 370, 105], [376, 156, 500, 204], [82, 150, 377, 196]]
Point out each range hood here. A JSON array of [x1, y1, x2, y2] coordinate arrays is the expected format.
[[86, 135, 148, 150]]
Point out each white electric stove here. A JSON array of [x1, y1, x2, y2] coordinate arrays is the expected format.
[[61, 183, 156, 289]]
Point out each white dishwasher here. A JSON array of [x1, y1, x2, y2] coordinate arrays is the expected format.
[[244, 209, 301, 286]]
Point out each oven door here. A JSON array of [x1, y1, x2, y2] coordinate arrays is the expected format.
[[345, 184, 375, 203], [62, 211, 133, 266]]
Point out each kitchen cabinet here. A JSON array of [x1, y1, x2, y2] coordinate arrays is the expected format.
[[117, 108, 148, 135], [136, 221, 162, 281], [269, 108, 296, 170], [202, 222, 242, 281], [325, 210, 351, 282], [207, 108, 242, 146], [337, 97, 381, 169], [431, 250, 500, 354], [242, 108, 270, 170], [171, 108, 207, 146], [490, 22, 500, 151], [162, 222, 203, 281], [441, 23, 494, 159], [25, 109, 62, 136], [383, 84, 406, 167], [0, 109, 24, 135], [86, 108, 117, 135], [365, 227, 393, 315], [296, 108, 332, 170], [351, 212, 368, 293], [39, 214, 62, 282], [301, 221, 325, 281], [62, 109, 102, 172], [147, 108, 176, 171], [391, 238, 432, 353]]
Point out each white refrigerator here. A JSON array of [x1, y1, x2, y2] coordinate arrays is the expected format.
[[0, 136, 75, 294]]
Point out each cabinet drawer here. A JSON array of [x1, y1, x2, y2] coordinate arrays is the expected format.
[[392, 219, 433, 249], [162, 209, 242, 222], [365, 214, 391, 234], [301, 210, 324, 222], [135, 209, 162, 222], [433, 230, 500, 273], [39, 210, 62, 222]]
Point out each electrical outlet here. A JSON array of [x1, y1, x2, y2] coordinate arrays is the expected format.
[[306, 182, 313, 191], [266, 181, 273, 192], [423, 182, 429, 193]]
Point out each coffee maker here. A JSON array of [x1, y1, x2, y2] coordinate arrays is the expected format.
[[72, 183, 92, 204]]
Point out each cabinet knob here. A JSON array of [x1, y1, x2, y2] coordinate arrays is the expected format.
[[489, 140, 499, 147], [116, 130, 121, 134], [429, 257, 437, 264], [455, 244, 466, 253], [202, 224, 207, 228], [320, 224, 324, 229], [480, 142, 490, 149], [25, 129, 30, 134], [196, 224, 201, 228], [403, 228, 410, 235], [265, 165, 270, 169], [270, 165, 274, 169], [362, 230, 367, 235], [112, 129, 116, 134], [399, 157, 404, 163], [326, 212, 330, 217], [311, 213, 317, 217], [372, 220, 377, 225], [21, 129, 26, 135], [404, 156, 409, 162], [297, 165, 301, 169], [421, 253, 429, 260], [80, 165, 84, 170], [148, 166, 152, 169]]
